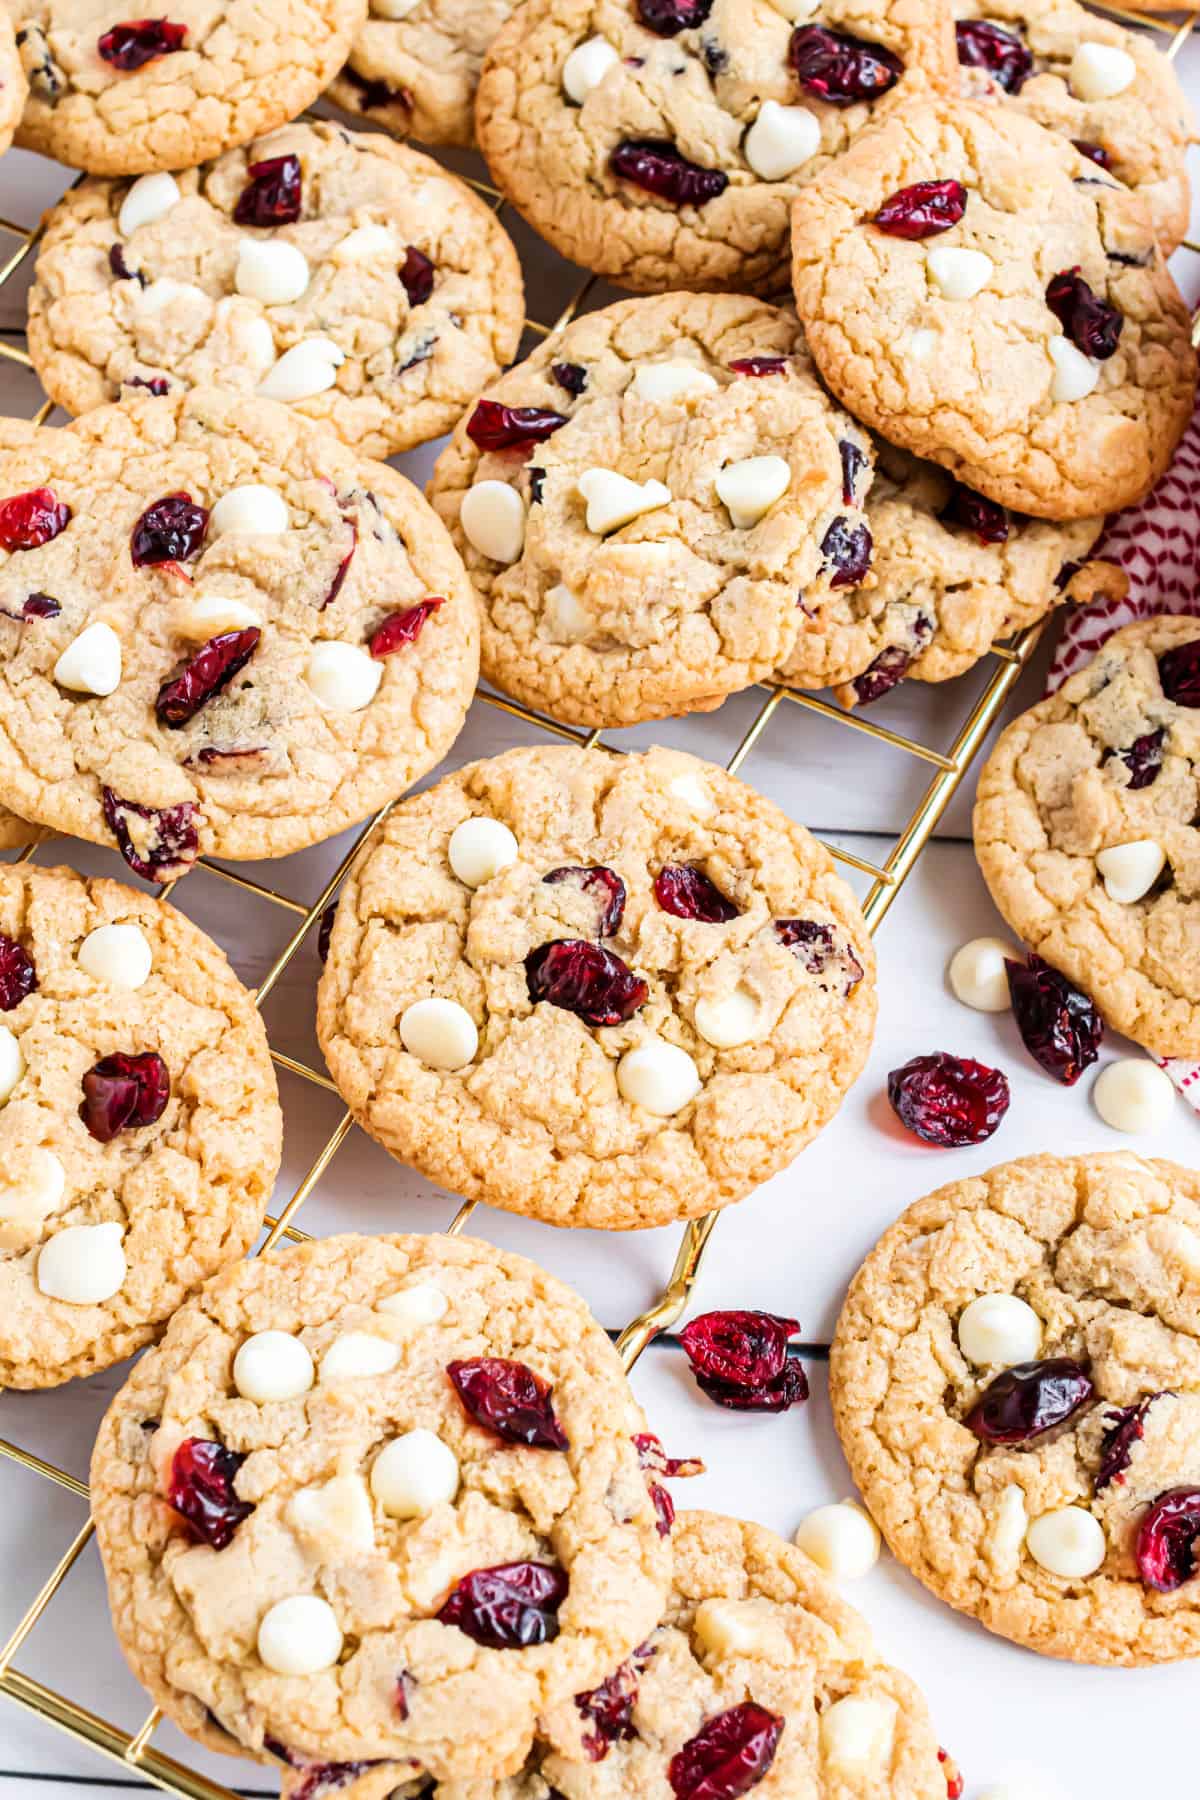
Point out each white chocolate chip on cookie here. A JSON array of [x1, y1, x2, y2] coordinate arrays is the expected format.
[[399, 998, 478, 1070], [78, 923, 152, 990]]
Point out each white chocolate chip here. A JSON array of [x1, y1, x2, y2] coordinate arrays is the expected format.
[[744, 99, 822, 181], [290, 1474, 375, 1554], [0, 1147, 66, 1250], [399, 997, 478, 1070], [232, 311, 277, 375], [175, 592, 264, 640], [320, 1331, 401, 1383], [948, 936, 1019, 1012], [1026, 1505, 1106, 1578], [135, 275, 204, 315], [117, 170, 181, 237], [794, 1501, 881, 1581], [958, 1293, 1042, 1366], [461, 481, 527, 563], [448, 817, 519, 888], [767, 0, 819, 16], [694, 987, 764, 1049], [257, 1595, 343, 1676], [1096, 838, 1165, 904], [578, 468, 672, 535], [562, 33, 619, 104], [258, 337, 345, 402], [233, 1329, 315, 1403], [693, 1597, 786, 1658], [54, 621, 122, 696], [544, 583, 590, 642], [928, 245, 993, 302], [77, 923, 152, 991], [371, 0, 419, 15], [331, 222, 398, 262], [370, 1427, 460, 1517], [304, 641, 383, 712], [907, 327, 938, 362], [236, 239, 310, 306], [616, 1037, 702, 1115], [715, 455, 790, 529], [988, 1484, 1029, 1569], [669, 773, 715, 815], [1048, 334, 1099, 402], [1070, 40, 1136, 101], [209, 484, 289, 537], [0, 1024, 24, 1103], [630, 360, 719, 403], [1093, 1058, 1175, 1134], [819, 1696, 897, 1774], [37, 1221, 126, 1305], [378, 1281, 448, 1328]]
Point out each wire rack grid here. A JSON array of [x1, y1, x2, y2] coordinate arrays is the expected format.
[[0, 17, 1195, 1787]]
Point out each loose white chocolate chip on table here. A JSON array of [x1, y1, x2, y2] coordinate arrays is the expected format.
[[448, 817, 519, 888], [332, 222, 399, 262], [304, 641, 383, 712], [0, 1148, 66, 1250], [669, 773, 715, 815], [544, 583, 590, 642], [233, 1329, 315, 1403], [0, 1025, 25, 1104], [1048, 335, 1099, 402], [1096, 838, 1166, 904], [377, 1281, 449, 1328], [371, 1428, 460, 1517], [578, 468, 672, 535], [290, 1474, 375, 1554], [928, 246, 993, 302], [616, 1037, 702, 1115], [77, 923, 152, 991], [744, 100, 822, 180], [1026, 1505, 1106, 1578], [562, 34, 619, 104], [715, 456, 790, 529], [176, 593, 264, 640], [958, 1293, 1042, 1366], [117, 170, 181, 236], [1070, 40, 1136, 101], [37, 1222, 126, 1305], [258, 337, 345, 402], [794, 1501, 881, 1581], [630, 361, 720, 403], [257, 1595, 343, 1676], [208, 484, 289, 537], [1093, 1058, 1175, 1133], [819, 1696, 897, 1773], [320, 1331, 401, 1382], [399, 997, 478, 1071], [461, 481, 527, 563], [53, 621, 122, 697], [948, 936, 1019, 1012], [694, 987, 764, 1049], [235, 239, 310, 306]]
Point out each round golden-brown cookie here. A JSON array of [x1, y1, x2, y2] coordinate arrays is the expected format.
[[317, 744, 876, 1232], [789, 99, 1196, 519], [0, 861, 280, 1388], [28, 120, 525, 462], [832, 1150, 1200, 1665], [974, 617, 1200, 1061], [91, 1231, 671, 1782], [0, 386, 479, 879], [476, 0, 958, 296], [329, 0, 515, 148], [428, 293, 874, 730]]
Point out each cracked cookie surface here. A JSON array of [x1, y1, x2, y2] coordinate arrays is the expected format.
[[329, 0, 515, 147], [316, 744, 876, 1232], [91, 1231, 670, 1782], [28, 120, 525, 461], [428, 293, 873, 730], [832, 1151, 1200, 1664], [973, 617, 1200, 1060], [0, 386, 479, 877], [790, 99, 1196, 518], [476, 0, 957, 295], [0, 861, 280, 1388]]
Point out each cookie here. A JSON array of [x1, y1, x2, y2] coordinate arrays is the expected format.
[[329, 0, 515, 148], [780, 440, 1126, 707], [973, 617, 1200, 1061], [90, 1231, 671, 1782], [0, 6, 26, 155], [0, 806, 41, 849], [954, 0, 1193, 253], [475, 0, 957, 295], [0, 386, 479, 879], [428, 293, 875, 729], [28, 120, 525, 462], [833, 1150, 1200, 1664], [0, 861, 280, 1389], [316, 744, 876, 1232], [789, 99, 1197, 519], [7, 0, 367, 175]]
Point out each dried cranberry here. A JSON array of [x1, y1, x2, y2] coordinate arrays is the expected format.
[[399, 245, 434, 306], [636, 0, 713, 33], [820, 516, 872, 586], [448, 1357, 569, 1450], [101, 787, 200, 882], [130, 491, 208, 567], [939, 1749, 965, 1800], [340, 68, 412, 111], [888, 1051, 1010, 1145], [155, 628, 259, 728], [80, 1050, 169, 1141], [954, 18, 1032, 91], [108, 244, 141, 282], [233, 153, 302, 227], [680, 1310, 798, 1387], [526, 939, 646, 1025], [286, 1764, 375, 1800], [728, 356, 787, 376], [964, 1358, 1093, 1444], [774, 918, 864, 995], [789, 23, 903, 105], [575, 1657, 642, 1759], [529, 467, 546, 504], [18, 592, 60, 619], [187, 745, 266, 772], [1158, 638, 1200, 707], [669, 1702, 783, 1800], [322, 515, 356, 610], [938, 479, 1009, 544], [125, 375, 169, 396], [466, 401, 568, 452], [874, 179, 967, 239], [369, 599, 443, 658], [838, 438, 867, 505], [437, 1561, 568, 1648], [610, 140, 729, 206], [694, 1356, 808, 1413], [654, 865, 738, 923], [1135, 1488, 1200, 1592], [634, 1433, 705, 1479], [1045, 268, 1123, 360], [853, 644, 913, 703], [542, 865, 626, 937], [650, 1481, 675, 1534], [395, 1671, 413, 1720], [1073, 140, 1111, 171], [0, 936, 36, 1011], [1105, 727, 1165, 791], [97, 17, 186, 68], [1096, 1392, 1166, 1490], [552, 361, 589, 395], [167, 1438, 252, 1548], [317, 903, 336, 964], [0, 488, 71, 551], [1005, 955, 1102, 1085]]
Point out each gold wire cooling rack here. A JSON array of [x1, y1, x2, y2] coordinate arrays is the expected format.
[[0, 16, 1196, 1786]]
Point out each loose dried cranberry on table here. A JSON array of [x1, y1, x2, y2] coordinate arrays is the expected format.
[[939, 1748, 965, 1800], [887, 1052, 1010, 1146], [954, 17, 1032, 90], [668, 1702, 783, 1800], [728, 356, 787, 377], [97, 17, 186, 68], [789, 24, 903, 105], [838, 438, 867, 505], [102, 787, 200, 882], [1095, 1392, 1165, 1490], [1159, 638, 1200, 706], [1005, 954, 1102, 1085], [368, 599, 443, 658], [80, 1050, 169, 1142], [167, 1438, 253, 1549], [0, 935, 36, 1010], [155, 628, 260, 727], [1105, 726, 1165, 791], [774, 918, 864, 995], [1073, 139, 1112, 170], [233, 153, 302, 226], [526, 939, 647, 1025], [130, 491, 208, 567], [543, 865, 626, 937], [680, 1310, 808, 1413], [1045, 268, 1123, 360], [1135, 1487, 1200, 1592], [820, 516, 872, 586], [399, 245, 435, 306], [552, 360, 589, 395], [448, 1357, 570, 1450], [636, 0, 713, 34], [874, 179, 967, 239], [964, 1358, 1093, 1444], [466, 401, 568, 452], [610, 140, 729, 206], [938, 479, 1010, 544], [437, 1561, 568, 1647], [0, 488, 71, 551], [654, 864, 738, 923]]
